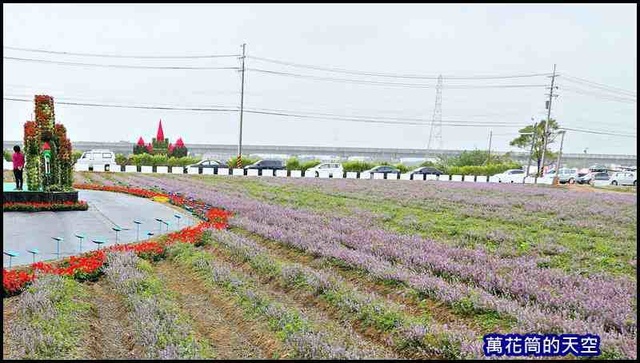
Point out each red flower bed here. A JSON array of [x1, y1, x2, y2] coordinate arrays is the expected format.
[[3, 269, 35, 297], [3, 201, 89, 212], [109, 241, 165, 261], [73, 184, 165, 199]]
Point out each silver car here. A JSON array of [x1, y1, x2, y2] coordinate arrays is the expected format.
[[610, 172, 637, 186], [556, 168, 578, 184]]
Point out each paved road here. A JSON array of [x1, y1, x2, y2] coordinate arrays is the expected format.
[[3, 190, 198, 268]]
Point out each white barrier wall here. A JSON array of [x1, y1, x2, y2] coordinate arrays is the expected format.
[[75, 164, 89, 172], [426, 174, 437, 181], [488, 176, 500, 183], [262, 169, 274, 177], [171, 166, 183, 174], [141, 166, 153, 174], [318, 171, 330, 178], [217, 168, 229, 176], [125, 165, 137, 173], [463, 175, 475, 182], [524, 177, 535, 184], [291, 170, 302, 178], [373, 173, 385, 180], [304, 171, 316, 178], [276, 170, 288, 177], [232, 168, 244, 176], [93, 164, 105, 172], [203, 168, 214, 175], [346, 172, 358, 179], [439, 174, 450, 181], [188, 167, 199, 175], [247, 169, 259, 176], [476, 175, 488, 183], [156, 166, 168, 174], [400, 173, 411, 180], [451, 175, 463, 182]]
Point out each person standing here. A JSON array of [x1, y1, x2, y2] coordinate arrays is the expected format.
[[12, 145, 25, 190]]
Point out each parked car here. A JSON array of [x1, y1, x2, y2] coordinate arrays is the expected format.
[[410, 166, 442, 178], [493, 169, 526, 183], [576, 169, 593, 184], [76, 149, 117, 170], [609, 171, 636, 186], [305, 162, 343, 177], [184, 159, 228, 173], [557, 168, 578, 184], [590, 172, 612, 187], [361, 165, 401, 179], [244, 159, 285, 175]]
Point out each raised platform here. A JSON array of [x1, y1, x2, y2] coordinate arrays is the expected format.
[[3, 183, 79, 203]]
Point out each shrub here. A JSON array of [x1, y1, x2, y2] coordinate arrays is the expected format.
[[342, 161, 375, 173], [446, 162, 522, 176], [226, 155, 259, 169], [3, 149, 11, 162]]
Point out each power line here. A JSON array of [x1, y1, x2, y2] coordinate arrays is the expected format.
[[248, 68, 548, 89], [561, 73, 636, 96], [3, 97, 238, 112], [561, 86, 636, 103], [3, 56, 240, 70], [560, 127, 636, 138], [248, 55, 552, 80], [4, 46, 239, 59]]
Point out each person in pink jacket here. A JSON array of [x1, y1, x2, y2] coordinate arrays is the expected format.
[[12, 145, 25, 190]]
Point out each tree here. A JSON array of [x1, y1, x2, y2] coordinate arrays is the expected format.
[[510, 119, 559, 176]]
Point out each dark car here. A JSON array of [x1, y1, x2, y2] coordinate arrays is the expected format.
[[410, 166, 442, 180], [244, 159, 285, 175], [184, 159, 228, 173], [362, 165, 401, 179]]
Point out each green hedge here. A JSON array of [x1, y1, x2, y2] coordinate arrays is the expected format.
[[226, 155, 259, 169], [445, 162, 522, 176], [115, 154, 200, 167], [286, 158, 321, 171]]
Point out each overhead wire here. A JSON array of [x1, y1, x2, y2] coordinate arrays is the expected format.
[[3, 56, 240, 70], [4, 46, 240, 59], [247, 55, 552, 80]]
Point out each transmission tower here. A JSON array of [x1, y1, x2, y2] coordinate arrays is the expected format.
[[427, 75, 443, 150]]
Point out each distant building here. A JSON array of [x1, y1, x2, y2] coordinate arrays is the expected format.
[[133, 119, 188, 157]]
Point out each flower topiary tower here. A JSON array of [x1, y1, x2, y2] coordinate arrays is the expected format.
[[22, 95, 73, 192]]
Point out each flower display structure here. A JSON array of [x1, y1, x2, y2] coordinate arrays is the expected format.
[[22, 95, 73, 192]]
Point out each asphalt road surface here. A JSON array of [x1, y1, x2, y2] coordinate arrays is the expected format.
[[3, 189, 198, 268]]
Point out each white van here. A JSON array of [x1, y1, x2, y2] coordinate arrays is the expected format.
[[76, 149, 117, 170]]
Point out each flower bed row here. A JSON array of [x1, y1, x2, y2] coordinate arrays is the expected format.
[[3, 201, 89, 212], [4, 185, 232, 297]]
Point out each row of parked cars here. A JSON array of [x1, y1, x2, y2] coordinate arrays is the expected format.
[[492, 167, 637, 186], [186, 159, 445, 178]]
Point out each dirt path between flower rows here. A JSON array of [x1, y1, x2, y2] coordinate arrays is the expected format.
[[2, 297, 17, 359], [82, 280, 144, 359], [201, 242, 401, 359], [153, 260, 284, 359]]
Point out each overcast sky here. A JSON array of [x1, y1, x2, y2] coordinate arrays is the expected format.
[[3, 4, 637, 155]]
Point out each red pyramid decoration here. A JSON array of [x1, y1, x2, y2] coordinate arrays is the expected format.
[[137, 136, 145, 146], [175, 137, 184, 148], [156, 119, 165, 141]]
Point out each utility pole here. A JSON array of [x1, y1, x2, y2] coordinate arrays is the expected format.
[[583, 147, 588, 169], [236, 43, 246, 168], [539, 64, 558, 177], [524, 120, 538, 184], [554, 130, 566, 185]]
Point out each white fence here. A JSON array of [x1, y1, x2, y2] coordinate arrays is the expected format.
[[74, 165, 558, 185]]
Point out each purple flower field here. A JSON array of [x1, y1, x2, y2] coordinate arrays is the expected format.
[[87, 172, 636, 359]]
